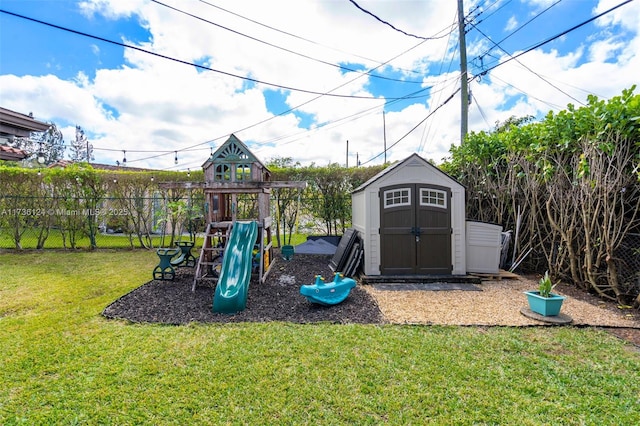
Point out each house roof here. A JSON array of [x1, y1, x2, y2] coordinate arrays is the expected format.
[[47, 159, 75, 168], [0, 107, 50, 138], [352, 153, 463, 193], [0, 144, 29, 161]]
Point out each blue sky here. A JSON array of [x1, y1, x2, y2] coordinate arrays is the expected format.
[[0, 2, 150, 79], [1, 0, 638, 170]]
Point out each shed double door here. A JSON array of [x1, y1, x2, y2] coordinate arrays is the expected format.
[[379, 184, 452, 275]]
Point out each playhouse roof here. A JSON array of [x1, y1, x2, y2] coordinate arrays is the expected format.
[[202, 134, 269, 171], [352, 153, 463, 193]]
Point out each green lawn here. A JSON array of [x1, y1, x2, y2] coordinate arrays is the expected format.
[[0, 228, 306, 249], [1, 252, 639, 425], [0, 229, 183, 249]]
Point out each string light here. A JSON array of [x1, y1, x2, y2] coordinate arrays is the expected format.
[[187, 168, 191, 177], [37, 141, 45, 164], [122, 150, 127, 165], [174, 151, 178, 165]]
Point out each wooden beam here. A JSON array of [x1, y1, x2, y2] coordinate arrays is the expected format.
[[157, 182, 205, 190], [263, 181, 307, 189], [158, 180, 307, 190]]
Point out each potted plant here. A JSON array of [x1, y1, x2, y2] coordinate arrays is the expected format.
[[524, 271, 566, 316]]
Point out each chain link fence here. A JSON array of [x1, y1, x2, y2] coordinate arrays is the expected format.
[[0, 194, 204, 249], [617, 232, 640, 300], [0, 194, 348, 250]]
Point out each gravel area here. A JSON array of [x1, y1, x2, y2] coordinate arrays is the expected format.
[[364, 278, 640, 327], [103, 252, 640, 345]]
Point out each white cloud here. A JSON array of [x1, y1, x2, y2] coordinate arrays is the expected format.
[[588, 39, 625, 62], [527, 0, 560, 8], [505, 16, 518, 32], [78, 0, 143, 19], [1, 0, 638, 170], [594, 0, 640, 31]]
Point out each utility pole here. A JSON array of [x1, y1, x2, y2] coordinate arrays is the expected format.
[[457, 0, 469, 143], [346, 140, 349, 167], [383, 111, 387, 164]]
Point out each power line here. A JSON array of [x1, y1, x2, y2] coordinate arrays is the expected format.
[[471, 0, 563, 72], [0, 8, 427, 101], [418, 10, 460, 154], [360, 88, 461, 166], [254, 84, 450, 150], [0, 4, 477, 168], [347, 0, 453, 40], [151, 0, 425, 84], [127, 78, 443, 165], [484, 75, 566, 111], [473, 0, 635, 77], [128, 30, 446, 164], [467, 20, 584, 106], [8, 1, 630, 168], [2, 3, 458, 172], [196, 0, 450, 78], [466, 0, 514, 28], [413, 0, 632, 160], [471, 91, 491, 128], [6, 0, 451, 167]]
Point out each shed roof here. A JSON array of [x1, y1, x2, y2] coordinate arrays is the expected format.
[[352, 153, 463, 193]]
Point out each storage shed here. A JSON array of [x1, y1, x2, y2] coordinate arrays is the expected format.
[[352, 153, 467, 276]]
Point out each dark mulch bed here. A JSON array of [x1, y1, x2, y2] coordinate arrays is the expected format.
[[103, 254, 385, 325]]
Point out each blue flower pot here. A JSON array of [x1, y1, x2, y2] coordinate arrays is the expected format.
[[525, 291, 566, 316]]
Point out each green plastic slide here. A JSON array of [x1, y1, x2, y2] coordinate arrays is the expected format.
[[212, 221, 259, 313]]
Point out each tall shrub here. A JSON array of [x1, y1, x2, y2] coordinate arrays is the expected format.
[[442, 87, 640, 306]]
